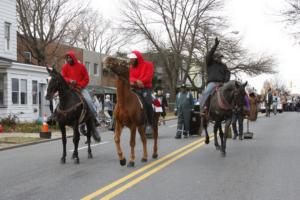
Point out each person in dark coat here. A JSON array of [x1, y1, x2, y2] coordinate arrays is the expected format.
[[200, 37, 230, 114], [232, 95, 250, 140], [265, 88, 273, 117], [175, 84, 194, 139]]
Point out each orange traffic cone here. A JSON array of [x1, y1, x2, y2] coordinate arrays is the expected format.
[[40, 114, 51, 139]]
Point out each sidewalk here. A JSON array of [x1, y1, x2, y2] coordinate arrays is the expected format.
[[0, 114, 177, 151], [0, 129, 74, 151]]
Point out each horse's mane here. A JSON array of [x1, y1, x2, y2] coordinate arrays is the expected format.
[[221, 80, 236, 92], [52, 69, 70, 90], [104, 56, 128, 69]]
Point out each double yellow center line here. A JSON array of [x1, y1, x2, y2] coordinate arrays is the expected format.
[[81, 135, 213, 200]]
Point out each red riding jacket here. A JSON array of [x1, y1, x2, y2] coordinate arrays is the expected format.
[[129, 50, 154, 89], [61, 51, 89, 89]]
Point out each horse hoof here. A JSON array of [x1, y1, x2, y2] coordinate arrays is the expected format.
[[152, 154, 158, 159], [205, 139, 210, 144], [127, 161, 135, 168], [221, 151, 226, 157], [74, 158, 80, 164], [60, 158, 66, 164], [141, 158, 148, 162], [215, 146, 220, 151], [120, 158, 127, 166], [88, 153, 93, 159]]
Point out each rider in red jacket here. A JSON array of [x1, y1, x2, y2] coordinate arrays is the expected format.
[[50, 51, 101, 142], [61, 51, 89, 89], [129, 50, 154, 89], [128, 50, 154, 126]]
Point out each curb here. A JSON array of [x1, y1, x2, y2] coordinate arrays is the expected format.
[[0, 135, 73, 152]]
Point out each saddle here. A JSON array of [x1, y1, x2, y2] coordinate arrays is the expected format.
[[202, 84, 224, 114]]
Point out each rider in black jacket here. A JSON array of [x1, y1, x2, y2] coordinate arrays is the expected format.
[[200, 37, 230, 114]]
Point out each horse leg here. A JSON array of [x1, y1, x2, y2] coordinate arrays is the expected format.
[[213, 123, 220, 150], [60, 123, 67, 164], [86, 119, 93, 159], [152, 114, 159, 159], [221, 120, 231, 156], [114, 121, 126, 166], [72, 125, 80, 164], [203, 117, 210, 144], [138, 126, 148, 162], [218, 122, 225, 156], [127, 127, 137, 168]]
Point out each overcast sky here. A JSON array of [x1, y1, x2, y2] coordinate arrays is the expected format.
[[90, 0, 300, 94]]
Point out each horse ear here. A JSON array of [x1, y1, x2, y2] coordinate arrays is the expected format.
[[235, 81, 240, 88], [52, 66, 58, 74], [46, 66, 53, 74], [243, 81, 248, 87]]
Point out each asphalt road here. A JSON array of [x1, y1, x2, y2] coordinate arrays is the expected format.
[[0, 112, 299, 200]]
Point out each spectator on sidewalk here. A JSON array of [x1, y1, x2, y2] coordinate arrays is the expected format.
[[104, 94, 114, 118], [155, 86, 168, 125], [174, 84, 194, 139]]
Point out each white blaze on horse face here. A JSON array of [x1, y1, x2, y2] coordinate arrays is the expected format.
[[44, 76, 52, 97], [47, 76, 52, 83]]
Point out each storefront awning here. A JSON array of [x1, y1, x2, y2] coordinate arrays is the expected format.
[[87, 85, 116, 94]]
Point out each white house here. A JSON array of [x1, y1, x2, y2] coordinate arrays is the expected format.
[[0, 0, 17, 60], [0, 0, 50, 122]]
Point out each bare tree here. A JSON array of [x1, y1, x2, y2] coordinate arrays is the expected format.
[[282, 0, 300, 37], [66, 9, 130, 55], [282, 0, 300, 24], [193, 25, 276, 91], [17, 0, 87, 65], [120, 0, 223, 98], [270, 78, 290, 94]]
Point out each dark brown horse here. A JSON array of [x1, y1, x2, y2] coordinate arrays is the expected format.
[[202, 80, 247, 156], [104, 56, 160, 167], [45, 67, 98, 164]]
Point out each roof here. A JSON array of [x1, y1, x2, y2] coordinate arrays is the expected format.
[[0, 56, 16, 63]]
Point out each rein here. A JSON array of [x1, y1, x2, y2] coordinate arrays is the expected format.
[[108, 68, 131, 86]]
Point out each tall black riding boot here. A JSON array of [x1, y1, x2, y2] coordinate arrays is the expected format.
[[91, 122, 101, 143]]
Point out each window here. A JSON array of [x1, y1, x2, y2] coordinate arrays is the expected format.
[[4, 22, 11, 50], [94, 63, 99, 75], [32, 80, 38, 104], [24, 51, 32, 64], [85, 62, 90, 75], [0, 75, 4, 105], [21, 79, 27, 104], [12, 78, 19, 104]]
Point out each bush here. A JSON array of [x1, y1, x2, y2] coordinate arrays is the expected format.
[[0, 119, 60, 133], [1, 114, 19, 132]]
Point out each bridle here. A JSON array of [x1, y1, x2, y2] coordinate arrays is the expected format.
[[107, 67, 131, 86]]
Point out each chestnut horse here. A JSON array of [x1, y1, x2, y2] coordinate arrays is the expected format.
[[104, 56, 160, 167]]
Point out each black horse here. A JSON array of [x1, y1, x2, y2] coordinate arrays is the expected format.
[[45, 67, 98, 164], [202, 80, 247, 156]]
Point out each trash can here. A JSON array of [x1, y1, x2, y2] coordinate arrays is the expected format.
[[189, 103, 201, 136]]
